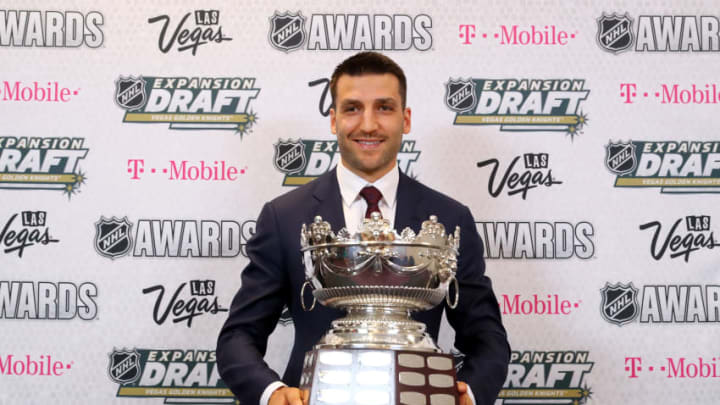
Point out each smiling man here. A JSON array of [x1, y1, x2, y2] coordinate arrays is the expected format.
[[217, 52, 510, 405]]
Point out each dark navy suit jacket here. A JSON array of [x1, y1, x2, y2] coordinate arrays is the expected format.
[[217, 169, 509, 405]]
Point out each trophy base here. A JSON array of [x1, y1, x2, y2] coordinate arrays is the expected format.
[[299, 348, 458, 405]]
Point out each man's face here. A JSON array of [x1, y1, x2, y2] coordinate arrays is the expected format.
[[330, 73, 411, 182]]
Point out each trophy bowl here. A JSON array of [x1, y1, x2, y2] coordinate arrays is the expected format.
[[300, 213, 460, 351]]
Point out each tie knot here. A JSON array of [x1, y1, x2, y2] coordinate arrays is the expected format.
[[359, 186, 383, 219], [360, 186, 383, 205]]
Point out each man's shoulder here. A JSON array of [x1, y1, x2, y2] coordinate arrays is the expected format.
[[403, 174, 468, 213], [266, 170, 332, 213]]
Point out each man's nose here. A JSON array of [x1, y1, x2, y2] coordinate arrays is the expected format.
[[360, 109, 379, 134]]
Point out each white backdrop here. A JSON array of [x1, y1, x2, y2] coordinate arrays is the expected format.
[[1, 1, 719, 404]]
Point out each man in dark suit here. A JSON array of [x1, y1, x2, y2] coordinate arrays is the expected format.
[[217, 52, 509, 405]]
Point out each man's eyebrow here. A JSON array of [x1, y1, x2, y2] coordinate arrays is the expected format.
[[339, 99, 362, 107], [375, 98, 399, 105]]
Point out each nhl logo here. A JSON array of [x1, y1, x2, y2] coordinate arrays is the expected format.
[[445, 79, 477, 113], [605, 141, 637, 175], [115, 77, 147, 110], [597, 13, 634, 54], [274, 139, 307, 174], [600, 282, 639, 326], [269, 11, 306, 52], [108, 349, 141, 384], [95, 216, 133, 259]]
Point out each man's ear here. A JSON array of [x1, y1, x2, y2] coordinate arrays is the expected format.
[[330, 108, 337, 134], [403, 107, 412, 134]]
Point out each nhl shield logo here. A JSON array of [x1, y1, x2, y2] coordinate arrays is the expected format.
[[597, 13, 634, 54], [115, 77, 147, 110], [600, 282, 639, 326], [445, 79, 477, 113], [108, 349, 141, 384], [274, 139, 307, 174], [605, 141, 637, 175], [95, 217, 132, 259], [269, 11, 306, 52]]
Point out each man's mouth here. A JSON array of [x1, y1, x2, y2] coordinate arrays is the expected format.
[[354, 139, 383, 147]]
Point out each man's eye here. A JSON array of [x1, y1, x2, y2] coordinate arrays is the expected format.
[[344, 106, 358, 112], [378, 105, 394, 111]]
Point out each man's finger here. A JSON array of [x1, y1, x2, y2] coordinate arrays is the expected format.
[[301, 388, 310, 405], [284, 388, 303, 405]]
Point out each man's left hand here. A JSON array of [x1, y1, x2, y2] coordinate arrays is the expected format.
[[456, 381, 473, 405]]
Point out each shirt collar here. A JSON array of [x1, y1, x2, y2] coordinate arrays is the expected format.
[[336, 160, 399, 208]]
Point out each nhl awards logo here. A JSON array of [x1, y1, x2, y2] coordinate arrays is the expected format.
[[94, 217, 132, 259], [94, 216, 253, 259], [108, 349, 141, 385], [115, 77, 146, 110], [600, 282, 639, 326], [596, 13, 633, 54], [273, 139, 306, 174], [596, 13, 720, 53], [445, 79, 477, 112], [267, 11, 432, 52], [605, 141, 636, 175], [268, 11, 306, 52]]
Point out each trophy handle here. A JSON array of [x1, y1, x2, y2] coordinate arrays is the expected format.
[[301, 280, 317, 311], [445, 276, 459, 309]]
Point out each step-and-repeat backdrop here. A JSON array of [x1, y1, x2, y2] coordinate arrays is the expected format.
[[2, 0, 719, 404]]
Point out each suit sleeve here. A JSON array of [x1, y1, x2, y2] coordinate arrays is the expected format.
[[217, 202, 289, 404], [446, 206, 510, 405]]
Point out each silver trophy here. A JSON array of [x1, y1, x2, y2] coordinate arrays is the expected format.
[[299, 213, 460, 405]]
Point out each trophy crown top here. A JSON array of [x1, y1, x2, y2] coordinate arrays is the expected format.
[[300, 214, 459, 252]]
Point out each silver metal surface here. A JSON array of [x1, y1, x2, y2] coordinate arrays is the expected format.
[[300, 214, 460, 351]]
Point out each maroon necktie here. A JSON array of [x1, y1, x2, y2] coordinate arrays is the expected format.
[[359, 186, 383, 219]]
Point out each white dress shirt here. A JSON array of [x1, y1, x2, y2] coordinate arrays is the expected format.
[[336, 159, 399, 232]]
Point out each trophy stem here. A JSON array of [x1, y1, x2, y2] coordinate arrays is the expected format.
[[315, 305, 440, 352]]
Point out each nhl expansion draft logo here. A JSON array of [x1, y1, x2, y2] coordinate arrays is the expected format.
[[445, 79, 477, 112], [498, 350, 593, 404], [605, 141, 636, 175], [108, 349, 141, 384], [269, 11, 306, 51], [274, 138, 421, 186], [605, 140, 720, 193], [274, 140, 306, 174], [596, 13, 633, 53], [114, 75, 260, 135], [447, 78, 590, 139], [107, 348, 233, 402], [115, 77, 146, 110], [600, 282, 639, 326], [0, 137, 88, 198], [94, 217, 132, 259]]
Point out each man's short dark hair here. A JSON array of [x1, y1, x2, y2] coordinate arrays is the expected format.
[[330, 51, 407, 108]]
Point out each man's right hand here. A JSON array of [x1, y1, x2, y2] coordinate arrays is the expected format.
[[269, 387, 308, 405]]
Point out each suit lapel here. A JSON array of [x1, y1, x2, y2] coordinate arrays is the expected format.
[[395, 171, 425, 231], [311, 168, 346, 230]]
